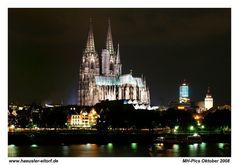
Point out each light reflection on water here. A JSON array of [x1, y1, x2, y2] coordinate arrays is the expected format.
[[218, 143, 224, 149], [8, 143, 231, 157], [188, 144, 199, 157]]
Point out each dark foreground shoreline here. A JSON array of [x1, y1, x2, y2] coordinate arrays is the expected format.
[[8, 131, 231, 145]]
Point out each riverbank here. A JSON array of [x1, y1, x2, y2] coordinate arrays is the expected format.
[[8, 130, 231, 145]]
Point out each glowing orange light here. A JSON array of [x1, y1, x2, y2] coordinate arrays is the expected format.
[[177, 106, 185, 110]]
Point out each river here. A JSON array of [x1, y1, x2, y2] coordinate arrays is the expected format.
[[8, 142, 230, 157]]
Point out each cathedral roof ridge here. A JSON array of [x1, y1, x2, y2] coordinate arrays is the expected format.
[[121, 73, 133, 77]]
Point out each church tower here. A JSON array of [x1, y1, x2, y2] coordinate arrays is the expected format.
[[106, 19, 114, 56], [79, 18, 100, 106], [101, 19, 121, 76], [103, 19, 116, 76], [204, 87, 213, 110]]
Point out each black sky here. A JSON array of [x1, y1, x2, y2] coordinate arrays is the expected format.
[[8, 8, 231, 106]]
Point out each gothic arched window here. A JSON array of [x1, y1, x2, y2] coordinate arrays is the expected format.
[[90, 56, 95, 70], [110, 62, 114, 72], [90, 61, 94, 69]]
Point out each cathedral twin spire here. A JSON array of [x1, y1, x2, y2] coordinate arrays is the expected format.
[[83, 18, 122, 76], [85, 18, 119, 57], [85, 18, 96, 53], [106, 19, 114, 55]]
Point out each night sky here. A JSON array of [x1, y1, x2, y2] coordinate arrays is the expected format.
[[8, 8, 231, 106]]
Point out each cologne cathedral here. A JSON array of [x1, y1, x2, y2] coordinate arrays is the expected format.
[[78, 19, 150, 106]]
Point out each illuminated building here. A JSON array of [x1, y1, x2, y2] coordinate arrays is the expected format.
[[218, 104, 231, 110], [70, 108, 99, 128], [177, 105, 185, 110], [204, 87, 213, 110], [195, 101, 206, 113], [179, 80, 190, 103], [78, 19, 150, 106], [125, 100, 159, 110]]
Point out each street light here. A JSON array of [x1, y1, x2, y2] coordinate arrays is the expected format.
[[189, 125, 194, 131], [173, 125, 179, 133], [9, 125, 15, 132]]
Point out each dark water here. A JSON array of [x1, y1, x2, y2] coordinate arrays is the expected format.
[[8, 142, 231, 157]]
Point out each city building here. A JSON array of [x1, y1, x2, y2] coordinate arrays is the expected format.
[[179, 79, 190, 103], [78, 19, 150, 106], [195, 101, 206, 113], [204, 87, 213, 110], [70, 108, 99, 128], [217, 105, 231, 110]]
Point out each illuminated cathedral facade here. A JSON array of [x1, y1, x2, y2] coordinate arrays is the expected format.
[[78, 19, 150, 106]]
